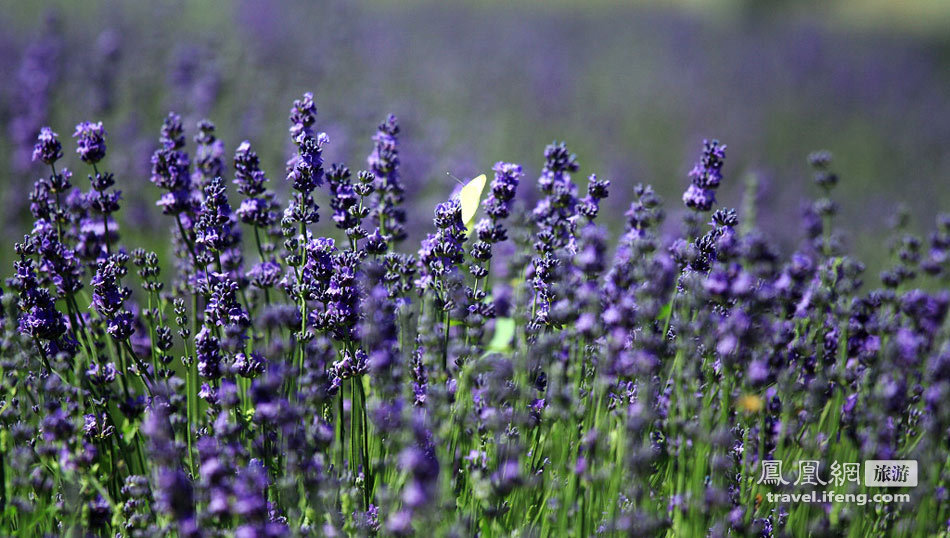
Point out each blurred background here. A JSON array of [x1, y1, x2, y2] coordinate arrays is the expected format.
[[1, 0, 949, 275]]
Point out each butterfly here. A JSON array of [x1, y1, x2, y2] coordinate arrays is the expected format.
[[457, 173, 487, 228]]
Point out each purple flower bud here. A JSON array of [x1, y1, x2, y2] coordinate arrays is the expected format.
[[32, 126, 63, 164], [683, 139, 726, 212], [73, 121, 107, 164]]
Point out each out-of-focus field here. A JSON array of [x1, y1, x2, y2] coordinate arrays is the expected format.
[[1, 0, 949, 275], [373, 0, 950, 35]]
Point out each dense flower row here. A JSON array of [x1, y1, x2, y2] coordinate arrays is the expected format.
[[1, 94, 949, 537]]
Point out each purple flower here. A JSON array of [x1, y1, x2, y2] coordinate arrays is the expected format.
[[283, 94, 326, 228], [32, 127, 63, 165], [85, 361, 118, 386], [237, 197, 275, 228], [194, 177, 236, 253], [410, 342, 428, 407], [90, 253, 132, 318], [533, 142, 580, 251], [578, 174, 610, 221], [683, 139, 726, 212], [417, 200, 466, 293], [682, 183, 716, 212], [367, 114, 407, 247], [203, 271, 249, 327], [231, 352, 265, 378], [286, 93, 326, 194], [289, 91, 317, 138], [232, 460, 272, 525], [233, 140, 269, 196], [150, 113, 194, 215], [196, 326, 223, 379], [107, 310, 135, 340], [248, 260, 281, 288], [160, 112, 186, 150], [193, 119, 225, 190], [326, 163, 359, 232], [19, 298, 67, 341], [73, 121, 107, 164], [155, 469, 199, 535]]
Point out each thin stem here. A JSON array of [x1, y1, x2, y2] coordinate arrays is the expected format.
[[175, 215, 199, 265], [337, 386, 345, 469], [350, 377, 358, 477], [92, 163, 110, 255], [443, 308, 451, 373], [32, 337, 52, 373], [49, 164, 64, 243], [253, 226, 272, 307], [357, 377, 372, 504]]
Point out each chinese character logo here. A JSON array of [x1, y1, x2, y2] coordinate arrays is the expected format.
[[794, 460, 827, 486], [828, 461, 861, 487], [757, 460, 789, 485], [865, 460, 918, 487]]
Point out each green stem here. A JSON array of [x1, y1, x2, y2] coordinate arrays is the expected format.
[[359, 378, 372, 502], [337, 386, 345, 469], [92, 163, 110, 255], [443, 308, 451, 373], [253, 226, 272, 307]]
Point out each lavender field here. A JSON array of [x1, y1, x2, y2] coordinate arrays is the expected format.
[[1, 1, 949, 537]]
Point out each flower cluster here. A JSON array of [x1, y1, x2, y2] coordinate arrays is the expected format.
[[151, 113, 194, 217], [234, 140, 277, 229], [367, 114, 406, 250], [283, 92, 325, 226], [90, 252, 135, 340], [418, 200, 466, 285], [3, 97, 950, 538], [73, 121, 107, 164], [683, 138, 726, 212]]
